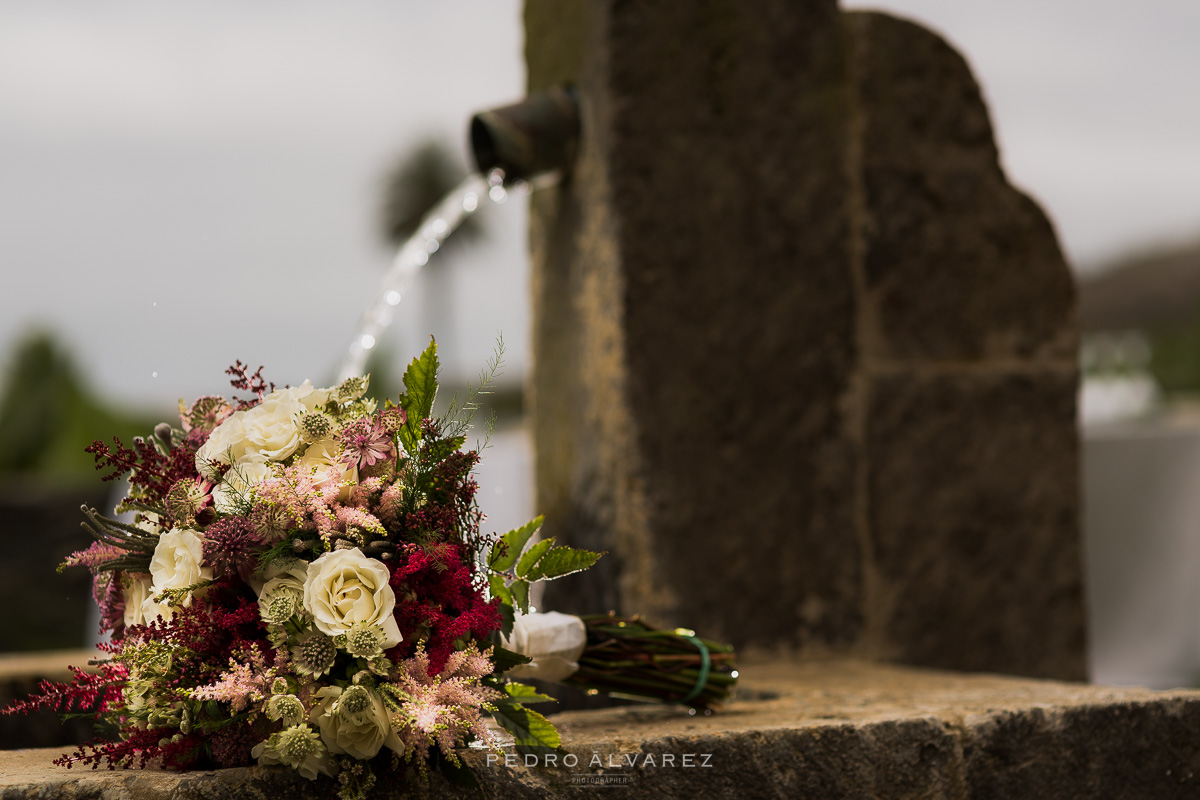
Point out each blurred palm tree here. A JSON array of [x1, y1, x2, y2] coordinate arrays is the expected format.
[[367, 137, 490, 405], [378, 138, 486, 253]]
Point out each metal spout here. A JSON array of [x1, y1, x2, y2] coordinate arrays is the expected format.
[[469, 86, 580, 183]]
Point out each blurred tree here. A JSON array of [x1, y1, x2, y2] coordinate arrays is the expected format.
[[0, 331, 159, 478]]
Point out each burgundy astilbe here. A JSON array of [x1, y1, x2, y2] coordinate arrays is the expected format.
[[225, 360, 274, 411], [0, 656, 127, 721], [85, 435, 201, 509], [387, 543, 501, 673]]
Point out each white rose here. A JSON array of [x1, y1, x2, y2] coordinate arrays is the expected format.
[[502, 611, 587, 682], [256, 559, 310, 624], [302, 548, 401, 648], [298, 438, 357, 498], [195, 380, 334, 472], [149, 528, 213, 608], [140, 593, 175, 624], [310, 685, 402, 760], [196, 413, 248, 474], [122, 575, 153, 627], [212, 454, 273, 514]]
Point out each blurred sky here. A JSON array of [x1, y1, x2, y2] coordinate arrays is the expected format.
[[2, 1, 1199, 411]]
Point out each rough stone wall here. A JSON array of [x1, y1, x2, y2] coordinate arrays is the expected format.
[[525, 1, 1084, 680]]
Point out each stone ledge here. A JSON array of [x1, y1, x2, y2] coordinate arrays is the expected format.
[[3, 659, 1199, 799]]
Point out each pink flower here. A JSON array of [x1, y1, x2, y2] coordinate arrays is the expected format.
[[339, 417, 395, 469]]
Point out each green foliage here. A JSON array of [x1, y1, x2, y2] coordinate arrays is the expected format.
[[488, 644, 532, 675], [397, 337, 439, 455], [488, 694, 561, 756], [484, 517, 603, 618], [439, 334, 506, 447], [487, 516, 542, 572], [523, 547, 603, 582], [503, 682, 557, 704]]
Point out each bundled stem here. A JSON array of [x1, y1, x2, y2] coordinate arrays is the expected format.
[[563, 614, 737, 710]]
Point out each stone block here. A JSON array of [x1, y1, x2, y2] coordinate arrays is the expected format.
[[4, 660, 1198, 798], [850, 12, 1077, 363], [524, 1, 1084, 679], [864, 369, 1084, 678]]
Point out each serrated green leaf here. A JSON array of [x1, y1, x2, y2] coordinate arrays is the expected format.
[[488, 573, 513, 606], [490, 700, 561, 755], [489, 644, 532, 675], [524, 546, 604, 582], [510, 579, 530, 615], [498, 599, 515, 640], [488, 516, 543, 572], [504, 682, 559, 705], [515, 537, 555, 579], [400, 337, 439, 449]]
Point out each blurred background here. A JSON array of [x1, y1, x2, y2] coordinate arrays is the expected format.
[[2, 1, 1200, 686]]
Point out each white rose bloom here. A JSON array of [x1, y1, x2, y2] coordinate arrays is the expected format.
[[140, 593, 175, 624], [302, 548, 402, 648], [211, 454, 273, 514], [298, 438, 357, 498], [195, 380, 334, 473], [122, 575, 154, 627], [256, 559, 310, 624], [149, 528, 213, 608], [195, 413, 248, 475], [310, 685, 402, 760]]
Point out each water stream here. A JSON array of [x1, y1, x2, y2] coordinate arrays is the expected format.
[[337, 167, 518, 382]]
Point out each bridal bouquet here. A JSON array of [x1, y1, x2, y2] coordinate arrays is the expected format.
[[4, 341, 605, 797], [6, 339, 739, 797]]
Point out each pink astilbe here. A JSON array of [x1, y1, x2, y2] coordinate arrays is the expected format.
[[61, 540, 126, 572], [191, 642, 283, 714], [339, 416, 395, 469], [385, 642, 500, 764], [333, 504, 386, 539], [375, 482, 405, 530], [253, 465, 337, 538]]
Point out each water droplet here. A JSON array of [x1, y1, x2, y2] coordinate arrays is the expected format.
[[385, 290, 402, 306], [360, 334, 376, 350], [487, 168, 506, 187], [489, 185, 507, 203], [730, 670, 739, 679], [414, 251, 429, 266], [688, 708, 697, 716], [425, 239, 440, 254], [462, 193, 478, 212], [431, 219, 448, 235], [151, 371, 158, 378]]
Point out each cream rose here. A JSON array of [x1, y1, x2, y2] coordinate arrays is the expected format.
[[212, 454, 273, 514], [302, 548, 401, 648], [310, 685, 402, 760], [256, 558, 310, 625], [122, 575, 154, 627], [298, 438, 357, 499], [196, 380, 333, 472], [149, 528, 213, 608]]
